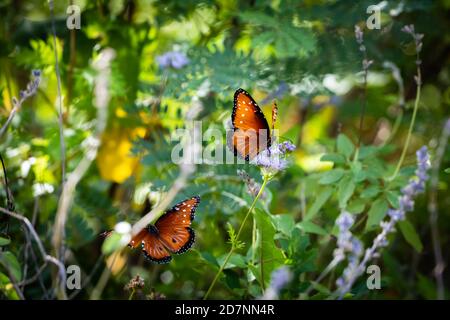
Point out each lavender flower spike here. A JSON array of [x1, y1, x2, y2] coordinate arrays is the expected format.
[[261, 266, 293, 300]]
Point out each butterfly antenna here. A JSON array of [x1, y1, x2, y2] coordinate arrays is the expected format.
[[271, 100, 278, 143]]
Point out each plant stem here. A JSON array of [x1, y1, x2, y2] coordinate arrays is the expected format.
[[252, 216, 257, 264], [128, 288, 136, 300], [203, 176, 269, 300], [260, 226, 265, 291], [357, 57, 368, 151], [428, 118, 449, 300], [389, 55, 422, 181]]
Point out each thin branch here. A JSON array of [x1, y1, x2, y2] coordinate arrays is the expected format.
[[131, 97, 202, 237], [354, 25, 373, 152], [18, 262, 47, 287], [68, 253, 105, 299], [90, 252, 118, 300], [428, 118, 449, 300], [303, 257, 342, 296], [48, 0, 66, 183], [52, 49, 116, 297], [0, 71, 41, 140], [0, 206, 67, 299], [390, 25, 424, 180], [66, 0, 77, 111]]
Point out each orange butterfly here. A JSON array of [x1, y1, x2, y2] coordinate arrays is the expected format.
[[230, 88, 277, 160], [102, 196, 200, 264], [130, 196, 199, 263]]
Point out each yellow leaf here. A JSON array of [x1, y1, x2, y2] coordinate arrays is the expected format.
[[105, 251, 127, 275], [301, 105, 335, 145], [97, 127, 146, 183]]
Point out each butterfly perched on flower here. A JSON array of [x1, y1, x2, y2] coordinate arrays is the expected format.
[[229, 88, 278, 161], [104, 196, 200, 264]]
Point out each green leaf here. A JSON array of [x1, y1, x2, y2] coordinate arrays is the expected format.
[[227, 222, 244, 250], [253, 208, 285, 288], [360, 185, 380, 198], [272, 214, 296, 237], [347, 199, 366, 214], [101, 232, 126, 255], [0, 251, 22, 281], [351, 161, 366, 182], [319, 169, 345, 184], [386, 191, 400, 208], [444, 168, 450, 174], [358, 145, 378, 160], [0, 237, 11, 246], [296, 221, 327, 236], [398, 220, 423, 253], [338, 175, 355, 208], [223, 269, 241, 290], [417, 273, 437, 299], [364, 159, 386, 180], [200, 251, 220, 269], [219, 253, 247, 269], [306, 281, 331, 295], [305, 186, 333, 221], [337, 134, 355, 158], [320, 153, 346, 164], [0, 272, 20, 300], [365, 198, 389, 230]]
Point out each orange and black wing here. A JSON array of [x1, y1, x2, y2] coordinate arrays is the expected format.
[[155, 196, 199, 254], [129, 228, 172, 264], [231, 88, 271, 160]]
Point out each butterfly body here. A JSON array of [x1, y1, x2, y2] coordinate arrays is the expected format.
[[129, 196, 200, 264], [230, 88, 273, 160]]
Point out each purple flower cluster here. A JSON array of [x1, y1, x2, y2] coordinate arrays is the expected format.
[[354, 25, 373, 72], [402, 24, 424, 85], [156, 51, 189, 69], [13, 70, 41, 106], [261, 266, 292, 300], [253, 141, 296, 177], [388, 146, 430, 222], [333, 212, 363, 262], [333, 212, 363, 290], [401, 24, 424, 54], [354, 25, 364, 49], [335, 146, 431, 297]]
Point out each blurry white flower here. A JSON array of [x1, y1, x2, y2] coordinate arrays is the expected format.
[[114, 221, 132, 246], [32, 183, 54, 197]]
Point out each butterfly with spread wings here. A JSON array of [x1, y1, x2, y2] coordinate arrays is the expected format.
[[229, 88, 278, 161], [126, 196, 200, 264]]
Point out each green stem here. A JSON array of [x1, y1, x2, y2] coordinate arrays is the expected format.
[[260, 226, 265, 291], [203, 176, 269, 300], [389, 65, 421, 181], [128, 288, 135, 300], [251, 216, 257, 264]]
